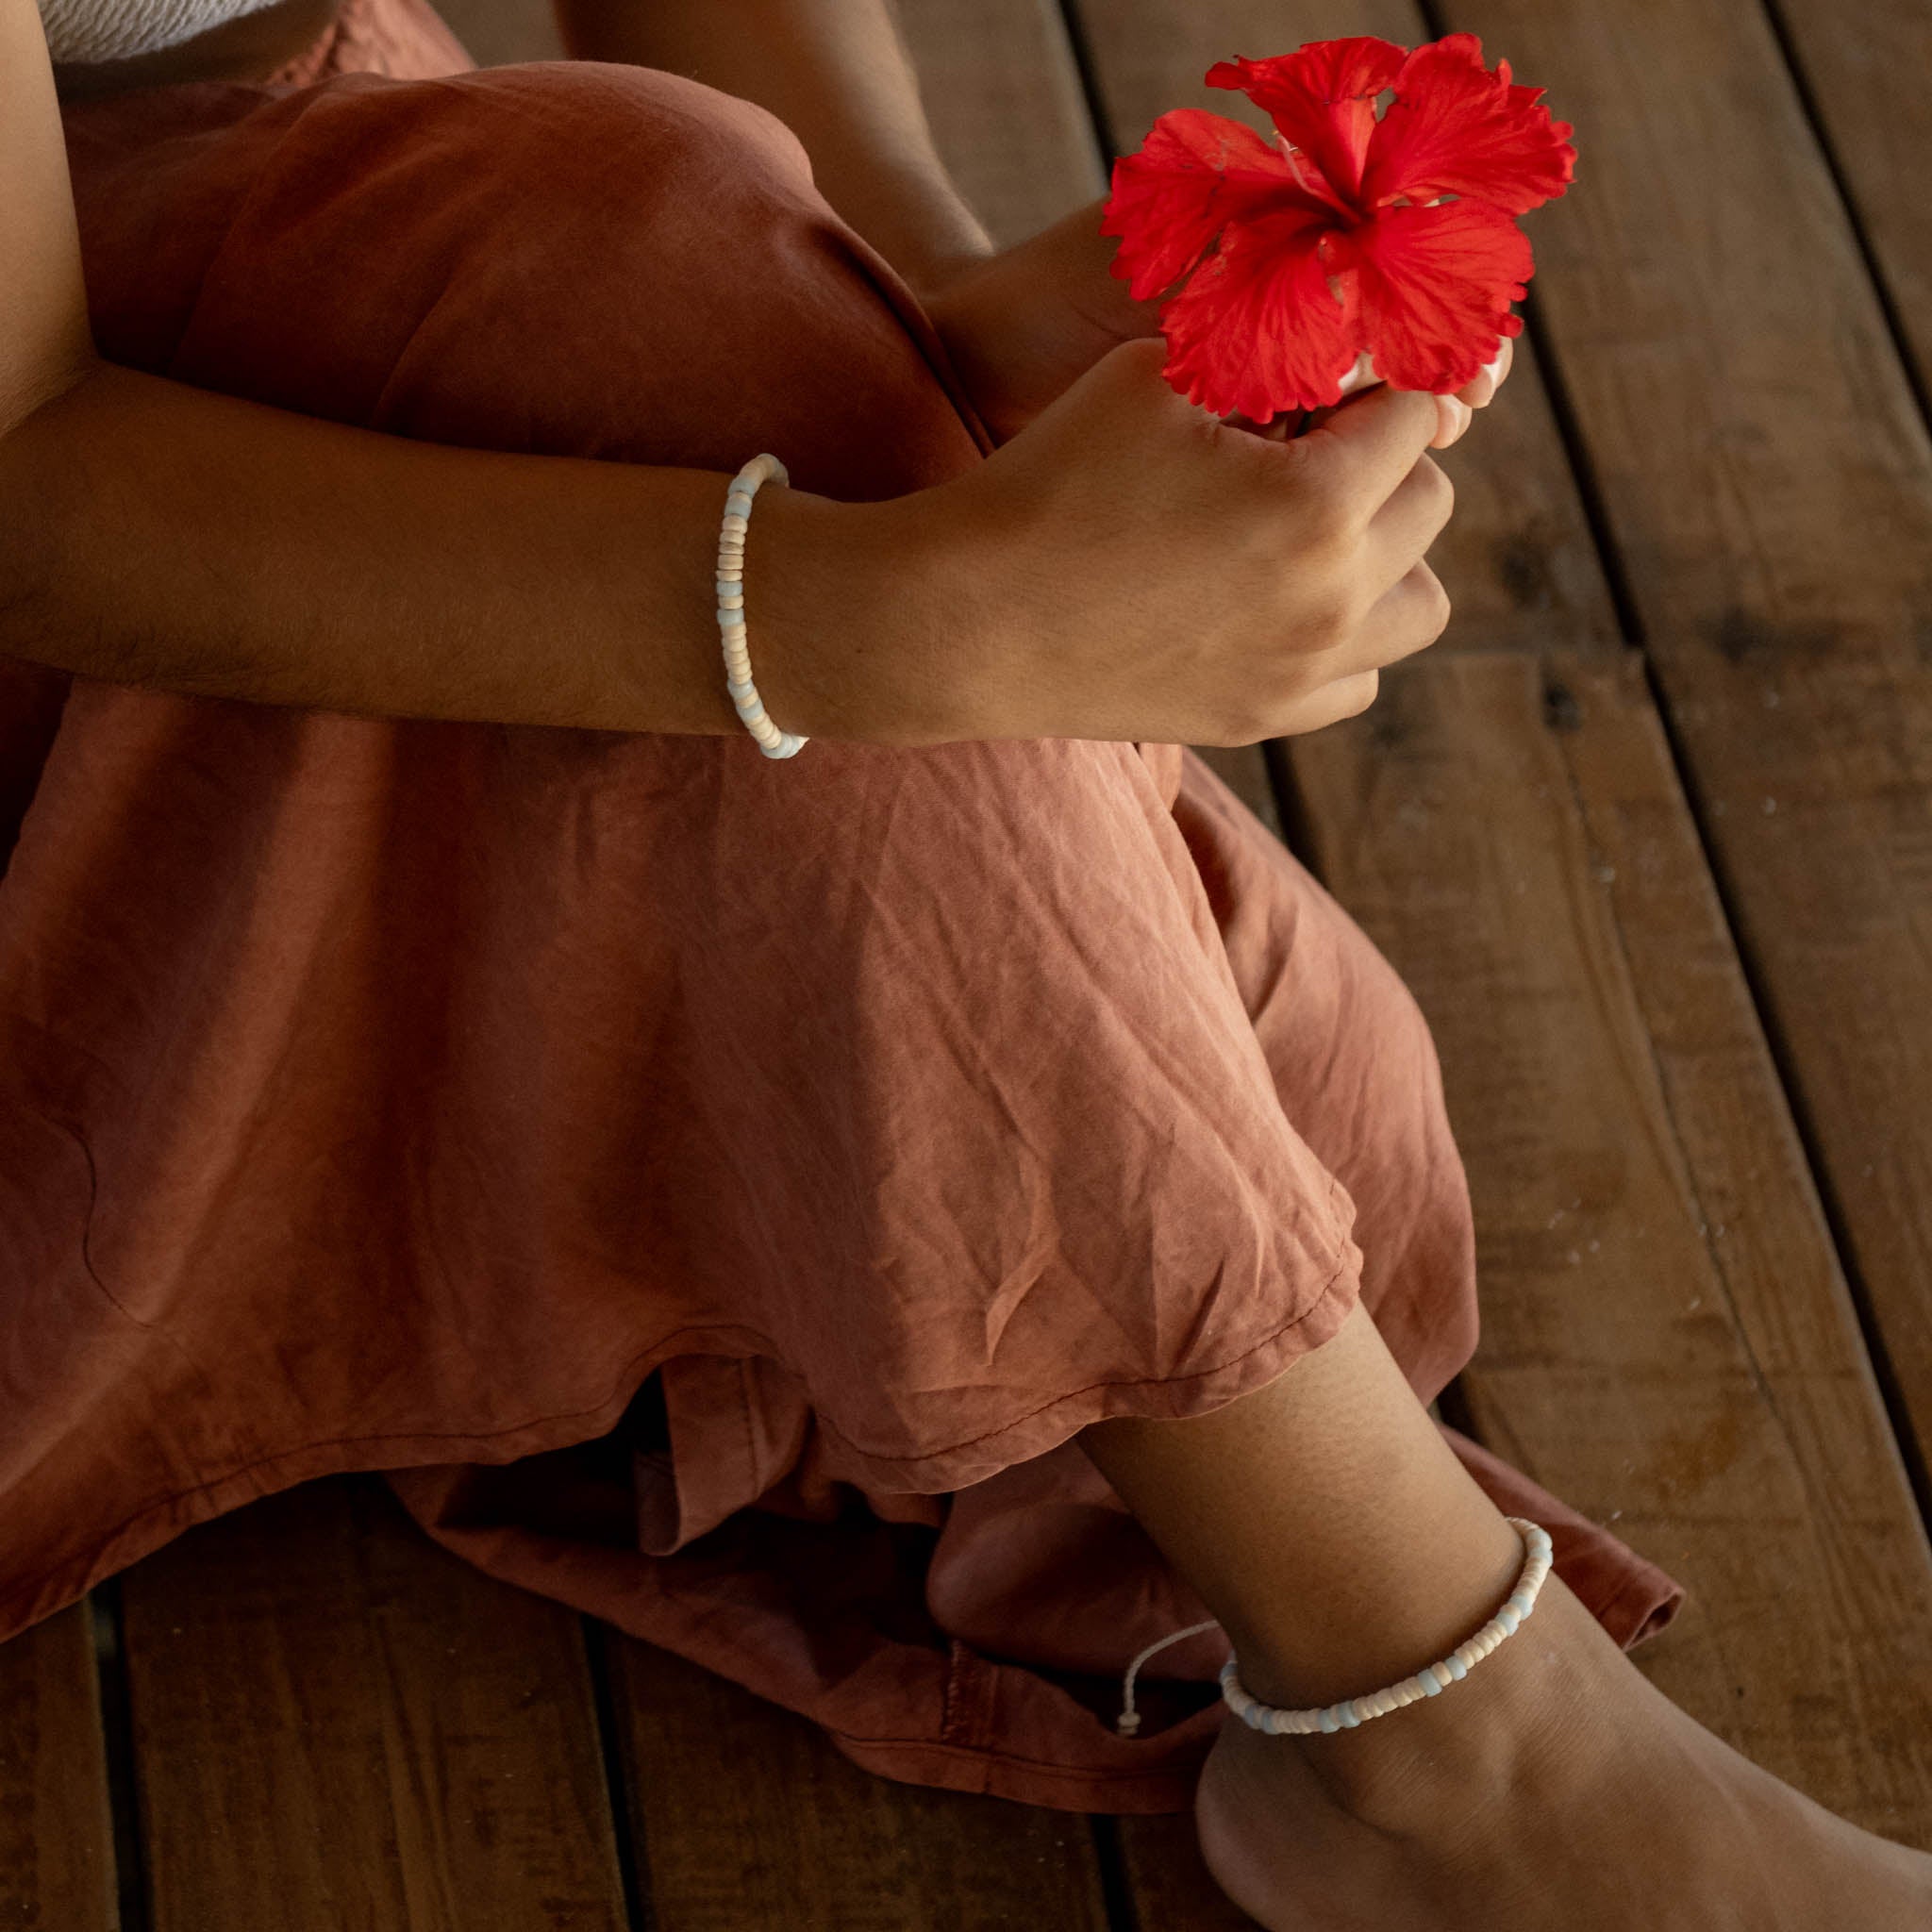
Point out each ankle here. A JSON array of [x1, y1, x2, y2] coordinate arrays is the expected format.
[[1261, 1580, 1625, 1834]]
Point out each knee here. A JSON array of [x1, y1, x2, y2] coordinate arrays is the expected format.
[[77, 61, 980, 493]]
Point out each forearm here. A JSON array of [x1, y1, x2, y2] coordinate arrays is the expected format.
[[551, 0, 993, 293], [0, 359, 920, 739]]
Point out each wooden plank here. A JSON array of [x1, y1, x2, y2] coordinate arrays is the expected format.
[[425, 0, 561, 65], [896, 0, 1105, 247], [1066, 0, 1618, 656], [604, 1635, 1113, 1931], [0, 1600, 118, 1931], [119, 1474, 628, 1930], [1411, 0, 1932, 1484], [1761, 0, 1932, 398], [1287, 652, 1932, 1837]]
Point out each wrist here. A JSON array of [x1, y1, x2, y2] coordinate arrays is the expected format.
[[743, 479, 997, 746]]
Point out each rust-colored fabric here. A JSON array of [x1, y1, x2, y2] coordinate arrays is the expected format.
[[1, 6, 1684, 1813]]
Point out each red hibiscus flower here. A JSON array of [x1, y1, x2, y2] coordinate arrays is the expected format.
[[1100, 34, 1575, 422]]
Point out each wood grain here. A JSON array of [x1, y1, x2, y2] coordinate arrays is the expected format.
[[1769, 0, 1932, 398], [1423, 0, 1932, 1482], [1291, 651, 1932, 1839], [427, 0, 561, 65], [605, 1635, 1113, 1932], [0, 1601, 118, 1931], [119, 1476, 627, 1930], [896, 0, 1105, 247]]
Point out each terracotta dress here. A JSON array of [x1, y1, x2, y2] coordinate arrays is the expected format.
[[0, 0, 1682, 1813]]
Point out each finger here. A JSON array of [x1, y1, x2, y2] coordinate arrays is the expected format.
[[1363, 453, 1455, 589], [1335, 351, 1379, 398], [1306, 561, 1453, 686], [1430, 394, 1474, 448], [1300, 381, 1444, 512], [1273, 669, 1382, 738], [1456, 332, 1517, 410], [1352, 562, 1452, 672]]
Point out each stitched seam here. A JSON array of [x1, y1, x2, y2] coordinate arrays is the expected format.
[[808, 1226, 1361, 1469], [8, 1198, 1360, 1607]]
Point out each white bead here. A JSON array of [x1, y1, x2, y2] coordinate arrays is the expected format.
[[1211, 1523, 1552, 1743]]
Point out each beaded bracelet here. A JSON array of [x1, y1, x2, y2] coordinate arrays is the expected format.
[[717, 454, 808, 760], [1114, 1518, 1554, 1738]]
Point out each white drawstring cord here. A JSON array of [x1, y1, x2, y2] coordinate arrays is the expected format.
[[1115, 1618, 1222, 1735]]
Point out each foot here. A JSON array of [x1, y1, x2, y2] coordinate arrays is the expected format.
[[1192, 1577, 1932, 1929]]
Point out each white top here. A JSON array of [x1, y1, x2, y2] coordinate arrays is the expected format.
[[39, 0, 286, 63]]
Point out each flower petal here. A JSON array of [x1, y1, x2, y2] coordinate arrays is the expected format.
[[1158, 211, 1358, 421], [1207, 38, 1407, 202], [1100, 108, 1321, 302], [1344, 200, 1531, 393], [1362, 33, 1574, 214]]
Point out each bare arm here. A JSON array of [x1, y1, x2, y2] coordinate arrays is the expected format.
[[0, 0, 96, 425], [0, 363, 923, 736], [551, 0, 993, 294], [0, 0, 934, 739]]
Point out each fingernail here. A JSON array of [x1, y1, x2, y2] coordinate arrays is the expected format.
[[1437, 395, 1473, 446], [1337, 350, 1378, 397]]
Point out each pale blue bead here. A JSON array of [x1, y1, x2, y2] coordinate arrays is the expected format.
[[1420, 1672, 1442, 1696], [1318, 1708, 1340, 1734], [724, 491, 755, 512], [1444, 1655, 1468, 1681], [1334, 1705, 1357, 1728], [1509, 1592, 1537, 1619], [1497, 1606, 1522, 1635]]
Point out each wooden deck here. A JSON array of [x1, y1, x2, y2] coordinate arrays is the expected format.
[[8, 1, 1932, 1924]]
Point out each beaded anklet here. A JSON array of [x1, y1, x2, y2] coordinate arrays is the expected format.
[[717, 454, 808, 759], [1114, 1518, 1554, 1739]]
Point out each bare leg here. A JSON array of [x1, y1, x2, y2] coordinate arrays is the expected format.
[[1079, 1303, 1932, 1929]]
